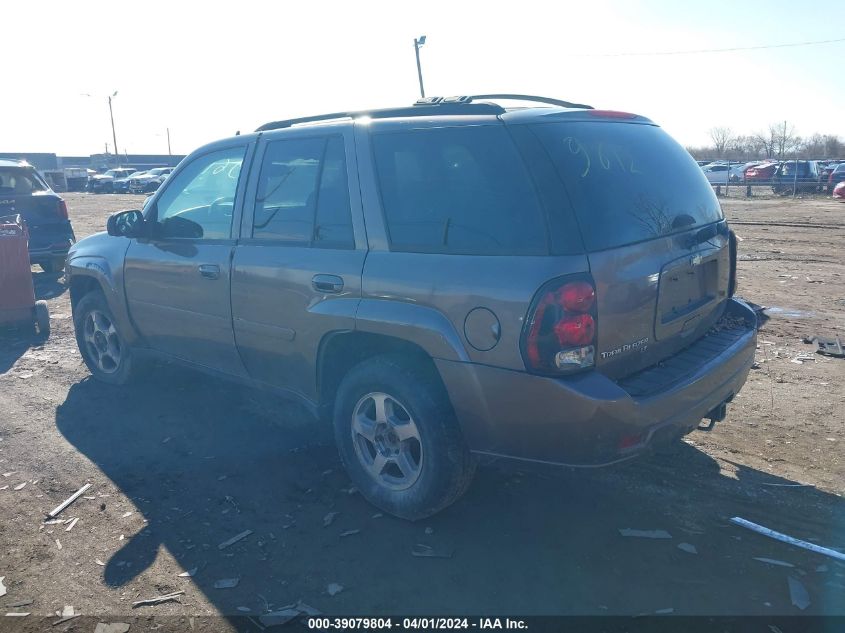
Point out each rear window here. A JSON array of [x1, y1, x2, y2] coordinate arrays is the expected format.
[[372, 125, 548, 255], [531, 121, 723, 251], [0, 167, 49, 195]]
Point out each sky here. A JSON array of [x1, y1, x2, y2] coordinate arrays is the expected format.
[[3, 0, 844, 156]]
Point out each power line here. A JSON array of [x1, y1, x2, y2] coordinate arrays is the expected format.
[[570, 36, 845, 58]]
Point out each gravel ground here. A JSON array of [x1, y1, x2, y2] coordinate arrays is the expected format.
[[0, 192, 843, 630]]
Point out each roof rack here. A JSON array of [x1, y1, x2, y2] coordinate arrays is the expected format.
[[465, 94, 593, 110], [255, 94, 591, 132], [255, 102, 505, 132]]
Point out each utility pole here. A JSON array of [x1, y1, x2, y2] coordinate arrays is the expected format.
[[166, 128, 172, 157], [414, 35, 427, 98], [108, 91, 119, 164]]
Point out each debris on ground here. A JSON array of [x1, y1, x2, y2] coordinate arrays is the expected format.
[[677, 543, 698, 554], [64, 518, 79, 532], [790, 354, 816, 364], [132, 591, 185, 608], [323, 511, 339, 527], [0, 576, 6, 597], [803, 335, 845, 358], [95, 559, 105, 566], [4, 612, 30, 617], [259, 601, 322, 627], [411, 543, 454, 559], [788, 576, 811, 610], [327, 582, 344, 596], [217, 529, 252, 550], [213, 578, 239, 589], [178, 567, 198, 578], [339, 529, 360, 537], [47, 483, 92, 518], [55, 539, 62, 550], [618, 528, 672, 539], [13, 483, 26, 491], [730, 517, 845, 562], [121, 512, 134, 518], [753, 557, 794, 568], [52, 606, 80, 625], [93, 623, 131, 633], [5, 600, 32, 608]]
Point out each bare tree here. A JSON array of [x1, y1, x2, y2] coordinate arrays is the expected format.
[[823, 135, 842, 158], [770, 121, 800, 160], [709, 127, 733, 158], [751, 129, 776, 159]]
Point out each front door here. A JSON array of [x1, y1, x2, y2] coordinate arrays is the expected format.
[[231, 129, 366, 402], [124, 144, 251, 375]]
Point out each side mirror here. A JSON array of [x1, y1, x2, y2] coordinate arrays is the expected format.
[[107, 209, 145, 238]]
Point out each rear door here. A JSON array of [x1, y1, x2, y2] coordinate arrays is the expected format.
[[231, 126, 366, 401], [529, 118, 730, 379], [123, 143, 251, 375]]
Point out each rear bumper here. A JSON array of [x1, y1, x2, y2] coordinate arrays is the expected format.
[[437, 298, 757, 467], [28, 223, 75, 263]]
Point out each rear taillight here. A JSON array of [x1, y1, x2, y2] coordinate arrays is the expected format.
[[57, 199, 68, 219], [522, 277, 598, 374]]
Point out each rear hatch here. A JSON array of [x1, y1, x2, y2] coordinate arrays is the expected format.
[[529, 116, 730, 380], [0, 166, 70, 250]]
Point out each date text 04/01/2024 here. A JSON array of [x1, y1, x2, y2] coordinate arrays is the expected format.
[[306, 618, 528, 630]]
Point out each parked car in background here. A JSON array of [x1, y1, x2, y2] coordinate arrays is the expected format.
[[701, 162, 744, 184], [113, 171, 147, 194], [0, 158, 75, 272], [744, 161, 779, 182], [88, 168, 136, 193], [826, 163, 845, 193], [67, 95, 755, 519], [833, 181, 845, 200], [771, 160, 820, 194], [127, 167, 174, 194]]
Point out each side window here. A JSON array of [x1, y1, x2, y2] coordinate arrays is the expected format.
[[371, 126, 548, 255], [252, 136, 354, 248], [154, 146, 246, 240], [314, 137, 354, 249]]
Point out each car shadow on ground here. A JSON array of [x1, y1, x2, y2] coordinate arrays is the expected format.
[[32, 269, 68, 300], [55, 366, 845, 621]]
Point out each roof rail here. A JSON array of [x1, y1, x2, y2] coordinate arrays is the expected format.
[[255, 94, 591, 132], [466, 94, 594, 109], [255, 102, 505, 132]]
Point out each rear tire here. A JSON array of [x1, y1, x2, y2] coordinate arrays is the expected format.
[[333, 354, 476, 520], [73, 291, 135, 385], [34, 300, 50, 338]]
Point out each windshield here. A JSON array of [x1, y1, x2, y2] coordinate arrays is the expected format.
[[0, 166, 49, 194], [530, 121, 723, 251]]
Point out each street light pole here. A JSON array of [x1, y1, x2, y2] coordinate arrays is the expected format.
[[166, 127, 172, 157], [108, 91, 119, 163], [414, 35, 427, 98]]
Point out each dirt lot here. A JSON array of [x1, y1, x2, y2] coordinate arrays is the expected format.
[[1, 193, 844, 629]]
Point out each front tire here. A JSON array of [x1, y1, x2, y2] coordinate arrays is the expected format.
[[333, 355, 475, 520], [73, 291, 135, 384]]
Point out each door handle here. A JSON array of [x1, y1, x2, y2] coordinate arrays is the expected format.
[[312, 274, 344, 294], [198, 264, 220, 280]]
